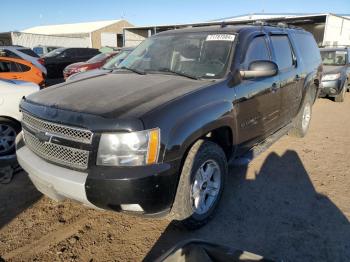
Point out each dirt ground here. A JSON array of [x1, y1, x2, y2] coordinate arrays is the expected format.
[[1, 94, 350, 262]]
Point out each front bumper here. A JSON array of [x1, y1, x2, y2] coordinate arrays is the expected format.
[[319, 79, 342, 97], [17, 145, 180, 216]]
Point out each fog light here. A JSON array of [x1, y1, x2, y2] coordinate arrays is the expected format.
[[330, 88, 337, 94], [120, 204, 144, 212]]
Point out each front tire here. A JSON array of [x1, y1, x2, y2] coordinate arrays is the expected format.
[[0, 118, 21, 156], [289, 92, 313, 138], [170, 139, 227, 230], [334, 80, 347, 102]]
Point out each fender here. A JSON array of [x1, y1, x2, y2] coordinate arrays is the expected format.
[[163, 100, 238, 162], [297, 68, 321, 114]]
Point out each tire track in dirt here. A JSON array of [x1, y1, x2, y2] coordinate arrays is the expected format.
[[2, 216, 89, 260]]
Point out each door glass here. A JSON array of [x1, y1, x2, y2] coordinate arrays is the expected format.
[[244, 36, 270, 65], [0, 61, 11, 72], [271, 35, 293, 70]]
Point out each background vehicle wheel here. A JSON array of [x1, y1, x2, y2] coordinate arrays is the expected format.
[[334, 80, 347, 102], [0, 118, 21, 156], [289, 92, 313, 138], [170, 139, 227, 230]]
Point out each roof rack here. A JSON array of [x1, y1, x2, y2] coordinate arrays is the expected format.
[[320, 45, 349, 48], [250, 20, 303, 30]]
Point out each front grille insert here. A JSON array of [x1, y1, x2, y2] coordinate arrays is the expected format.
[[22, 112, 93, 144], [23, 129, 89, 170]]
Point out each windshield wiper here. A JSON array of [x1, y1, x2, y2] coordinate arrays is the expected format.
[[118, 66, 146, 75], [153, 68, 199, 80]]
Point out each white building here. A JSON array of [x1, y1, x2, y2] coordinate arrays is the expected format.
[[123, 13, 350, 47]]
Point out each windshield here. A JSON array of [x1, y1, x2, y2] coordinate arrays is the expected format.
[[44, 48, 66, 58], [87, 53, 111, 63], [117, 33, 236, 79], [103, 50, 132, 69], [321, 50, 347, 66]]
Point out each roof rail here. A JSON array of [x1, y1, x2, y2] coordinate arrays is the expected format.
[[250, 20, 303, 30]]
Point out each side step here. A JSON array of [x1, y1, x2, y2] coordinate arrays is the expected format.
[[230, 123, 293, 166]]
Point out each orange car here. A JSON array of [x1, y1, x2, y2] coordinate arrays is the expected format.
[[0, 57, 45, 86]]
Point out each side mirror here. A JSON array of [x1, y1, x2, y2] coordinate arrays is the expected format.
[[240, 60, 278, 79]]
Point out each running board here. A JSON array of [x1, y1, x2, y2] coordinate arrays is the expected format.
[[230, 123, 293, 166]]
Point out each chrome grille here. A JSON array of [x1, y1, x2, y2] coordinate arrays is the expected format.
[[23, 129, 89, 170], [22, 112, 93, 144]]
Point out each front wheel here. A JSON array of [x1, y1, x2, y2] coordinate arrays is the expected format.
[[170, 139, 227, 230], [0, 118, 21, 156], [289, 92, 313, 138], [334, 80, 347, 102]]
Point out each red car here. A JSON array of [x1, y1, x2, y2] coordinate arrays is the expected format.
[[63, 52, 116, 79]]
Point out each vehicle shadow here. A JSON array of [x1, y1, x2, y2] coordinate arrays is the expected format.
[[144, 150, 350, 261], [0, 171, 42, 229]]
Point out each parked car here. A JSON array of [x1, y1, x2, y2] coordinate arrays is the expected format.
[[63, 52, 116, 79], [16, 24, 322, 229], [0, 46, 47, 75], [33, 46, 61, 57], [39, 47, 100, 79], [66, 47, 134, 82], [0, 79, 39, 157], [0, 57, 45, 86], [319, 47, 350, 102]]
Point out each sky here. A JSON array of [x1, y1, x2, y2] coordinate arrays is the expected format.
[[1, 0, 350, 32]]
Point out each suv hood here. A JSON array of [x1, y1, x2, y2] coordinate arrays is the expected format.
[[323, 65, 345, 74], [27, 72, 209, 118]]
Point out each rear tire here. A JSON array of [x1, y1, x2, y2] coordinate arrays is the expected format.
[[0, 118, 21, 156], [170, 139, 227, 230], [334, 80, 347, 102], [289, 91, 313, 138]]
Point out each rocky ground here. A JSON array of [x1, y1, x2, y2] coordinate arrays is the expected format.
[[0, 94, 349, 261]]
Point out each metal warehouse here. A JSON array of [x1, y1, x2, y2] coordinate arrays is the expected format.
[[123, 13, 350, 47], [1, 19, 133, 49]]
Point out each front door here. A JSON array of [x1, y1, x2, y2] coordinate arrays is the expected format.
[[234, 35, 282, 151]]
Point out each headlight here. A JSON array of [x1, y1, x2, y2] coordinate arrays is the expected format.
[[79, 66, 89, 72], [322, 73, 340, 81], [97, 128, 160, 166]]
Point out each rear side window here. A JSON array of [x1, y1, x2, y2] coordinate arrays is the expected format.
[[1, 50, 21, 59], [292, 32, 321, 68], [271, 35, 294, 70], [17, 63, 31, 72], [19, 48, 40, 58], [244, 36, 270, 65]]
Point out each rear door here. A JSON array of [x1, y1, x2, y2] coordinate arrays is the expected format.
[[234, 34, 282, 150], [269, 34, 300, 126]]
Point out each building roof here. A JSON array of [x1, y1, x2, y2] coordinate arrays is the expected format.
[[22, 20, 121, 35]]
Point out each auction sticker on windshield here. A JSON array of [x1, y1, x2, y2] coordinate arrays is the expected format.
[[206, 34, 236, 41]]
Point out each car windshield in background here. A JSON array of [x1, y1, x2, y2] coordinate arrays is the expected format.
[[87, 53, 110, 63], [20, 48, 40, 58], [33, 47, 43, 56], [103, 50, 132, 69], [44, 48, 66, 57], [321, 50, 347, 66], [117, 33, 236, 79]]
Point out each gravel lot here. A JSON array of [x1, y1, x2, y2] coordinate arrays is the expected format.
[[1, 94, 349, 261]]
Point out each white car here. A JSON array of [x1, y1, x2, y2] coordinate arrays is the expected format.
[[0, 79, 39, 156], [0, 46, 47, 75]]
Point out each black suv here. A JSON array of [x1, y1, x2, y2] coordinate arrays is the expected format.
[[39, 47, 100, 79], [16, 25, 322, 229], [319, 47, 350, 102]]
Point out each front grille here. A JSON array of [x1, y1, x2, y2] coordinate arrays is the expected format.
[[23, 129, 89, 170], [22, 112, 93, 144]]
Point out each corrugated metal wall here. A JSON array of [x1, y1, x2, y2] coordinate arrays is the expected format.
[[10, 32, 91, 48], [323, 15, 350, 46]]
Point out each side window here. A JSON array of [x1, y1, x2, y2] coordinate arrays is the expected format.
[[271, 35, 294, 70], [9, 62, 21, 72], [64, 49, 77, 57], [17, 63, 31, 72], [0, 61, 11, 72], [244, 36, 270, 66]]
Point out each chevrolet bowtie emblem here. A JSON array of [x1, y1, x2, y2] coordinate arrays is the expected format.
[[35, 131, 52, 143]]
